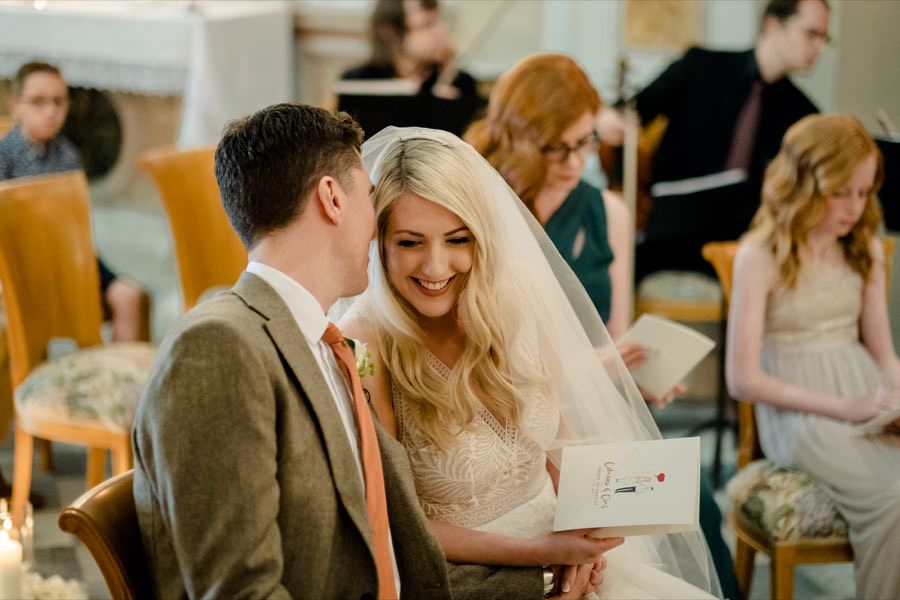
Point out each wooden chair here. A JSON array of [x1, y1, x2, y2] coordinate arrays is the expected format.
[[702, 238, 896, 600], [139, 146, 246, 311], [0, 172, 155, 525], [59, 470, 153, 600]]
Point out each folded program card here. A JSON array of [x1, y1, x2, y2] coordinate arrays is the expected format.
[[553, 437, 701, 537], [619, 314, 716, 399], [855, 404, 900, 436]]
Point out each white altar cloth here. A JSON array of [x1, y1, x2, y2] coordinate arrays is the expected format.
[[0, 1, 293, 146]]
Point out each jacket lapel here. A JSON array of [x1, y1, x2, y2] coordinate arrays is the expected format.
[[231, 273, 375, 554]]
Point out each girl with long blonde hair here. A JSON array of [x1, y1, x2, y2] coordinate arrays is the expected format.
[[727, 114, 900, 598]]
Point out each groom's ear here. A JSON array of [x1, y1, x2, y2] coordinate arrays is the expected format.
[[315, 175, 343, 225]]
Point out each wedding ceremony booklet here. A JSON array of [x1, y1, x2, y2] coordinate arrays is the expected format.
[[553, 437, 701, 537], [619, 314, 716, 399]]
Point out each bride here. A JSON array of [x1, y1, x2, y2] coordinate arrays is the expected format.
[[339, 127, 722, 599]]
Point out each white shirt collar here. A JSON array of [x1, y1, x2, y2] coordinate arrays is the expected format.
[[246, 261, 327, 343]]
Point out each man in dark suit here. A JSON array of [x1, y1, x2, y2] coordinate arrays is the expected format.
[[603, 0, 830, 279], [132, 103, 561, 599]]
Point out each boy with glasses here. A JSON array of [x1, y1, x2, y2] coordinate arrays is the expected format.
[[1, 62, 76, 179], [0, 62, 150, 343]]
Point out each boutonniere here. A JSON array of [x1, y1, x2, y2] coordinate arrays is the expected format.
[[346, 338, 376, 379]]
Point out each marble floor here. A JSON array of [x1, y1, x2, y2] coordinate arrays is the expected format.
[[5, 192, 881, 599]]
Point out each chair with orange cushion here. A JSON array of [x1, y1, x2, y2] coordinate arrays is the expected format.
[[0, 171, 155, 525], [139, 146, 246, 312], [701, 238, 895, 600]]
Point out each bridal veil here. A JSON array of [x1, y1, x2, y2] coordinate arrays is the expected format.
[[343, 126, 722, 598]]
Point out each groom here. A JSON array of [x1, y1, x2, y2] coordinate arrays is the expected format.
[[132, 103, 559, 598]]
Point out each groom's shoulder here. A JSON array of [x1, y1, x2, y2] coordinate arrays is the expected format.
[[159, 291, 266, 358]]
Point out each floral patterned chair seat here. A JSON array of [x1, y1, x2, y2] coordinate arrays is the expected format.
[[726, 458, 848, 542], [15, 343, 155, 433]]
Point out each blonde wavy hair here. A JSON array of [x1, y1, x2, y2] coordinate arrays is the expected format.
[[751, 114, 884, 287], [464, 53, 600, 213], [365, 138, 551, 446]]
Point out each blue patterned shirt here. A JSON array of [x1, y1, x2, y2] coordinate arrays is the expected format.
[[0, 125, 81, 181]]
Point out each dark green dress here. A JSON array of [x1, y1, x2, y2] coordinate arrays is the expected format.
[[544, 180, 614, 322]]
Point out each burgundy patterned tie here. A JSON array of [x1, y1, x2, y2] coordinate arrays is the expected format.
[[726, 79, 765, 172]]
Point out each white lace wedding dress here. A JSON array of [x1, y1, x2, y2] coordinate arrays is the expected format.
[[393, 351, 715, 599]]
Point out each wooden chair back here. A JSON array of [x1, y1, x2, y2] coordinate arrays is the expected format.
[[883, 236, 896, 286], [0, 172, 103, 387], [139, 146, 246, 311], [58, 470, 154, 600], [702, 236, 897, 469]]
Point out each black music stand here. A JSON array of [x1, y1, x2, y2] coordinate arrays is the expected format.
[[336, 78, 483, 140]]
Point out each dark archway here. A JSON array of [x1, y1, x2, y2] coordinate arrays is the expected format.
[[62, 88, 121, 180]]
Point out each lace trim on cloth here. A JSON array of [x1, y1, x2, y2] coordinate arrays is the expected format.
[[392, 351, 556, 529], [424, 351, 517, 446], [424, 351, 452, 379]]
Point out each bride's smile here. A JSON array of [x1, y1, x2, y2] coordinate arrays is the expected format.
[[385, 191, 474, 319]]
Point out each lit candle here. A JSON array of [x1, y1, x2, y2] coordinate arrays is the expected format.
[[0, 530, 22, 600]]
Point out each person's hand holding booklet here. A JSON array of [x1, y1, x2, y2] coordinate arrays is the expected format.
[[618, 315, 715, 401]]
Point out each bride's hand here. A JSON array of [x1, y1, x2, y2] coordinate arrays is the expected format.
[[538, 529, 624, 565], [842, 388, 900, 422], [548, 559, 606, 599]]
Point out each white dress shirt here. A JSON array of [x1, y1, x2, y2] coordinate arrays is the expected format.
[[246, 262, 401, 593]]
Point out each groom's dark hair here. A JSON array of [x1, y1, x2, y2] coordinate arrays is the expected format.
[[215, 103, 365, 248]]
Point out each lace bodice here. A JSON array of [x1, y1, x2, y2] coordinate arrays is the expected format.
[[392, 351, 559, 528], [764, 250, 862, 352]]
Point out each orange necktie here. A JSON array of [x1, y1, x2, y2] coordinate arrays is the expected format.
[[323, 322, 398, 600]]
